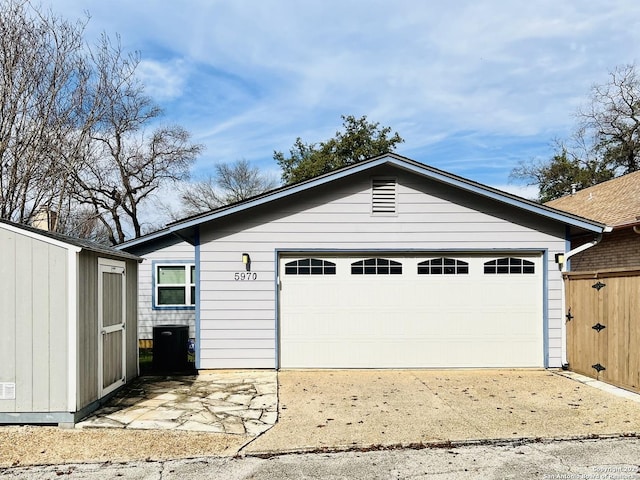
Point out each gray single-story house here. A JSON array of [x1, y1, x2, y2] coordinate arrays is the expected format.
[[119, 153, 606, 370], [0, 220, 140, 426]]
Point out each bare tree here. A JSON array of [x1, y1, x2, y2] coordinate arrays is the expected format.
[[0, 0, 89, 224], [0, 3, 203, 244], [179, 159, 278, 217], [578, 64, 640, 174], [511, 64, 640, 201]]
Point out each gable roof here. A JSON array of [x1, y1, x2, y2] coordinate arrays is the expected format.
[[118, 153, 606, 250], [545, 170, 640, 228], [0, 219, 141, 261]]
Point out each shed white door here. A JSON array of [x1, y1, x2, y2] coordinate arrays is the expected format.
[[279, 254, 544, 368], [98, 258, 127, 397]]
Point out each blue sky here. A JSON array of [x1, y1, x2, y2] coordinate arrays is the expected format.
[[54, 0, 640, 199]]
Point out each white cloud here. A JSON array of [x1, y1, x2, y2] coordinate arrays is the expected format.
[[51, 0, 640, 186], [136, 59, 188, 101]]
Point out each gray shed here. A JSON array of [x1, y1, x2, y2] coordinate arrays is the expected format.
[[0, 220, 140, 426]]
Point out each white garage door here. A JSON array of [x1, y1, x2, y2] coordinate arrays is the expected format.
[[279, 254, 544, 368]]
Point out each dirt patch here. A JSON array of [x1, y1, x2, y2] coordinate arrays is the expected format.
[[0, 426, 247, 467]]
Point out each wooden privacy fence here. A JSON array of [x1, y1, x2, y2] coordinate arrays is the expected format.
[[564, 268, 640, 394]]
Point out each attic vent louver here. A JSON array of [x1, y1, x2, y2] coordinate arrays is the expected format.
[[372, 177, 396, 214]]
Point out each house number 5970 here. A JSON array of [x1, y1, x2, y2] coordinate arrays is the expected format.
[[234, 272, 257, 281]]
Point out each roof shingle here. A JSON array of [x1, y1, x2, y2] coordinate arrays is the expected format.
[[545, 170, 640, 227]]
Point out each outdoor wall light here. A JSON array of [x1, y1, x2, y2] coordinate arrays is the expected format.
[[242, 253, 251, 271], [555, 253, 565, 265]]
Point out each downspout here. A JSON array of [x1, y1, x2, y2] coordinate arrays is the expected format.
[[559, 228, 611, 367]]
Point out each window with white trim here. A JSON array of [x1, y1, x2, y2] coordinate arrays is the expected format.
[[484, 258, 535, 274], [418, 258, 469, 275], [351, 258, 402, 275], [155, 264, 195, 307]]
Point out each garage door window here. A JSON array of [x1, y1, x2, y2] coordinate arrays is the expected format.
[[351, 258, 402, 275], [418, 258, 469, 275], [484, 258, 535, 274], [285, 259, 336, 275]]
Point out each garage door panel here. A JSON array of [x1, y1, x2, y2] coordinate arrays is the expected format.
[[279, 254, 543, 368]]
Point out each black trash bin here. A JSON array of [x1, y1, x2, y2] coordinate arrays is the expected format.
[[152, 325, 190, 373]]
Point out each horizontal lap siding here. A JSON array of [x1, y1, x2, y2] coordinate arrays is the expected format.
[[198, 170, 567, 369], [137, 242, 195, 340]]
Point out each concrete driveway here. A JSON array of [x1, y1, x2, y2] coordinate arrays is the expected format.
[[245, 369, 640, 454]]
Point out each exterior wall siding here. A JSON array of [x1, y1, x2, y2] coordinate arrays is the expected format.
[[0, 228, 69, 413], [570, 228, 640, 271], [198, 168, 567, 369], [135, 241, 195, 340]]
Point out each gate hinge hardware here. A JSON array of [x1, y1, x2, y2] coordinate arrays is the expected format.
[[592, 363, 606, 373], [592, 281, 606, 291], [592, 323, 606, 333], [565, 308, 574, 322]]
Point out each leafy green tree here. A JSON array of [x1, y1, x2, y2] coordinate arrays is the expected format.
[[510, 147, 614, 202], [274, 115, 404, 184]]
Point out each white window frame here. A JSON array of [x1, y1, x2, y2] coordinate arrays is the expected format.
[[154, 262, 195, 309]]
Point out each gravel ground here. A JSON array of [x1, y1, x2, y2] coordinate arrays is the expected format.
[[0, 426, 247, 468]]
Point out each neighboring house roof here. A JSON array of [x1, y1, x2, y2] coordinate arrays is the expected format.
[[118, 153, 607, 250], [0, 219, 141, 261], [545, 170, 640, 228]]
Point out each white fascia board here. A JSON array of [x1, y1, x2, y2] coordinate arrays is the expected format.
[[0, 223, 83, 253]]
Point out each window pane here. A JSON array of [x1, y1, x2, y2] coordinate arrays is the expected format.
[[325, 265, 336, 275], [390, 266, 402, 274], [158, 266, 185, 284], [190, 286, 196, 304], [285, 266, 297, 275], [158, 287, 186, 305], [190, 266, 195, 284]]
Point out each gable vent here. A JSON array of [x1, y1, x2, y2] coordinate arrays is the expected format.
[[372, 177, 396, 214]]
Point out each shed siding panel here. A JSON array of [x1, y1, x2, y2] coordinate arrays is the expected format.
[[198, 170, 567, 369], [0, 229, 17, 412], [48, 246, 69, 410], [125, 258, 139, 380], [31, 243, 50, 411], [77, 253, 99, 409], [136, 242, 195, 340], [0, 228, 69, 413]]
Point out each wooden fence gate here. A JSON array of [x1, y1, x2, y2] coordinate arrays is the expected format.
[[564, 268, 640, 393]]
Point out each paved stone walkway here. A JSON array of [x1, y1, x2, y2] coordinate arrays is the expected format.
[[76, 371, 277, 435]]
